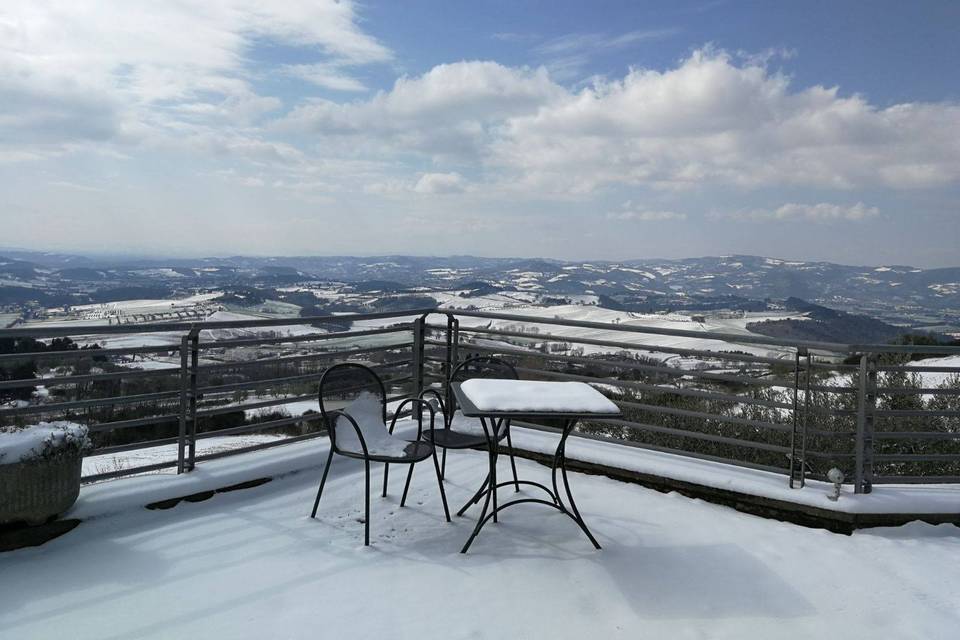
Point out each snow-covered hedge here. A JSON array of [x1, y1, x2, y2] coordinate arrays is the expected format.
[[0, 422, 92, 465]]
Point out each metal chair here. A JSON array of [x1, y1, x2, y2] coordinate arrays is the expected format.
[[420, 356, 521, 506], [310, 363, 450, 545]]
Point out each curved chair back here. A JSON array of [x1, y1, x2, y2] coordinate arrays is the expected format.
[[447, 356, 518, 416], [319, 363, 387, 448]]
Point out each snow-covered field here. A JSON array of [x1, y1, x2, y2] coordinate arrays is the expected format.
[[431, 289, 542, 310], [69, 293, 221, 314], [821, 354, 960, 392], [908, 355, 960, 387], [18, 309, 338, 354], [22, 293, 222, 332], [354, 304, 811, 363], [3, 434, 957, 640], [198, 310, 320, 341]]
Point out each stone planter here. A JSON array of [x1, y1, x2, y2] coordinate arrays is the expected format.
[[0, 452, 84, 526]]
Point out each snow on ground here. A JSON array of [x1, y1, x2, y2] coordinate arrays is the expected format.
[[243, 399, 319, 420], [2, 434, 958, 640], [510, 428, 960, 515], [908, 355, 960, 387], [85, 421, 960, 516], [82, 434, 286, 478]]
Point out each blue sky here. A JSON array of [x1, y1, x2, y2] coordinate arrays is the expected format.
[[366, 1, 960, 103], [2, 1, 959, 266]]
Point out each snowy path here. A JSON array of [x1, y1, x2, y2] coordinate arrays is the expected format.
[[1, 443, 958, 639]]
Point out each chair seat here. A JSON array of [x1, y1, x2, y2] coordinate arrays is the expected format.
[[423, 428, 487, 449], [337, 439, 435, 463], [423, 411, 509, 449], [333, 393, 435, 462]]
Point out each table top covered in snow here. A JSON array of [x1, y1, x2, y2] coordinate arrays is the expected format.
[[454, 379, 621, 418]]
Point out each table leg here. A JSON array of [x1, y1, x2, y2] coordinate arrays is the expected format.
[[551, 424, 565, 508], [460, 415, 602, 553], [490, 417, 499, 523], [506, 424, 520, 492], [460, 430, 498, 553], [556, 419, 602, 550]]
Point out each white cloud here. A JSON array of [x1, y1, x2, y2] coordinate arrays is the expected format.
[[607, 209, 687, 222], [533, 29, 680, 80], [48, 180, 105, 193], [282, 64, 369, 92], [491, 49, 960, 192], [0, 0, 391, 158], [366, 172, 468, 195], [714, 201, 880, 222], [278, 61, 563, 160], [535, 29, 680, 57], [607, 202, 687, 221], [277, 49, 960, 196], [413, 172, 467, 194], [492, 32, 540, 44]]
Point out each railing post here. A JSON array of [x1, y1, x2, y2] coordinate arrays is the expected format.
[[444, 314, 460, 377], [451, 316, 459, 369], [789, 350, 803, 488], [443, 314, 453, 383], [187, 327, 200, 471], [412, 315, 426, 419], [444, 314, 459, 410], [177, 333, 190, 474], [855, 353, 877, 494]]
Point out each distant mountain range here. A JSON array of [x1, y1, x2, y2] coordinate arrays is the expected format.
[[1, 251, 958, 331]]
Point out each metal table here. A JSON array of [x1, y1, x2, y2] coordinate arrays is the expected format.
[[452, 380, 621, 553]]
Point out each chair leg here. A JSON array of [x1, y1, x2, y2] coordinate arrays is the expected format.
[[440, 448, 447, 480], [382, 462, 389, 497], [364, 459, 371, 546], [400, 463, 415, 507], [310, 448, 335, 518], [506, 428, 520, 492], [432, 450, 451, 522]]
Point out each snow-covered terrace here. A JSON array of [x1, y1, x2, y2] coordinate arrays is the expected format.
[[3, 431, 959, 640], [4, 307, 960, 638]]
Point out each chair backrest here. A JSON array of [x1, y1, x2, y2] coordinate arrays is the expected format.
[[319, 363, 387, 448], [447, 356, 518, 416]]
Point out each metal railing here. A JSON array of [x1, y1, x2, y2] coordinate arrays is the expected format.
[[0, 310, 424, 482], [1, 308, 958, 492], [422, 310, 960, 493]]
